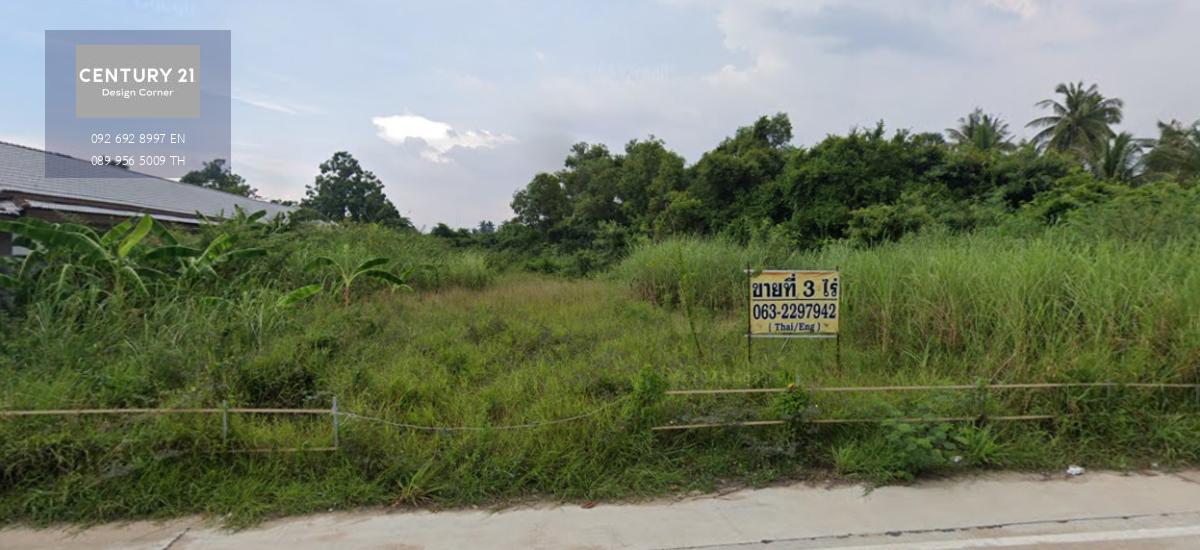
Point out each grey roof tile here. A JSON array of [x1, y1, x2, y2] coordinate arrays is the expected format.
[[0, 141, 294, 219]]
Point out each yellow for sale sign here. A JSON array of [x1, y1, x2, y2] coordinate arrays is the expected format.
[[748, 270, 840, 337]]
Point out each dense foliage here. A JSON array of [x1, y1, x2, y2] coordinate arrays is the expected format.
[[452, 82, 1199, 274]]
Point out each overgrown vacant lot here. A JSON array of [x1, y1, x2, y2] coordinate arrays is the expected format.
[[3, 222, 1200, 525]]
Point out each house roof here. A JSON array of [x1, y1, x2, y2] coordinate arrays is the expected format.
[[0, 140, 293, 221]]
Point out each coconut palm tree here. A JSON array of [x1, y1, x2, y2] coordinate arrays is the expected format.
[[946, 108, 1015, 152], [1143, 119, 1200, 180], [1026, 82, 1123, 156], [1091, 132, 1144, 182]]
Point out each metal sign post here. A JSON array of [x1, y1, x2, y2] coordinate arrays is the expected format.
[[834, 264, 841, 371], [746, 262, 753, 365]]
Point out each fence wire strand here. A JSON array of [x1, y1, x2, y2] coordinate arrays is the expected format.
[[5, 381, 1200, 439], [337, 395, 631, 433]]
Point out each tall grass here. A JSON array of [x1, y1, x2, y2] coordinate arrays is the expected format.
[[611, 236, 771, 310], [0, 277, 683, 525], [4, 214, 1200, 525], [4, 267, 1200, 525], [615, 230, 1200, 383]]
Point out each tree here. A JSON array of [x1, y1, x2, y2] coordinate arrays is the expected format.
[[430, 222, 473, 246], [688, 114, 794, 230], [1027, 82, 1123, 156], [1092, 132, 1144, 182], [1143, 119, 1200, 181], [653, 190, 706, 236], [430, 223, 457, 239], [180, 159, 257, 197], [847, 192, 934, 246], [990, 145, 1077, 208], [617, 137, 686, 231], [780, 123, 943, 244], [511, 173, 569, 234], [558, 143, 623, 238], [302, 152, 411, 228], [946, 108, 1014, 152]]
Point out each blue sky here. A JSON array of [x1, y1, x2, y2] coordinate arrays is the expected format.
[[2, 0, 1198, 228]]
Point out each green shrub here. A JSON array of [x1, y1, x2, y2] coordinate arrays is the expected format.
[[882, 420, 965, 478], [1059, 182, 1200, 243], [847, 194, 933, 246], [833, 421, 970, 483]]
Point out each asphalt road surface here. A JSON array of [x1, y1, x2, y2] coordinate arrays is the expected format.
[[4, 470, 1200, 549]]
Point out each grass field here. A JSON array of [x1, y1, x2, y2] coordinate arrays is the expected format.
[[3, 223, 1200, 526]]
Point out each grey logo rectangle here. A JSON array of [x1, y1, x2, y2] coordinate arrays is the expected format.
[[75, 44, 200, 118]]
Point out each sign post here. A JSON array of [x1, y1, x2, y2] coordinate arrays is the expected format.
[[745, 262, 753, 364], [745, 268, 841, 368]]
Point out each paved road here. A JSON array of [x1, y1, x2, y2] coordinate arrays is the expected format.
[[4, 470, 1200, 549]]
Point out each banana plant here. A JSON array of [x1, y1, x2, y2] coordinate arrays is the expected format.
[[0, 215, 167, 297], [306, 252, 412, 306], [144, 232, 266, 282], [0, 265, 22, 292], [276, 283, 322, 308], [196, 206, 284, 239]]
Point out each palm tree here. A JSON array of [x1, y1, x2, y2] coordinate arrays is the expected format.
[[946, 108, 1015, 151], [1143, 119, 1200, 180], [1026, 82, 1123, 155], [1091, 132, 1144, 182]]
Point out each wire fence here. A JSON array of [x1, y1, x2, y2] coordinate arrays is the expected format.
[[664, 382, 1200, 395], [0, 402, 342, 453], [339, 395, 630, 433], [0, 407, 331, 416], [3, 381, 1200, 450], [653, 381, 1200, 431], [0, 395, 634, 453]]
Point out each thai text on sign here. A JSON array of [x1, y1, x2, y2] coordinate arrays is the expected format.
[[748, 270, 839, 337]]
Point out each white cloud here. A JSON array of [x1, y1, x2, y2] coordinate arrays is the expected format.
[[372, 114, 517, 163]]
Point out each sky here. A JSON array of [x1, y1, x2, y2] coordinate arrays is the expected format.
[[2, 0, 1198, 230]]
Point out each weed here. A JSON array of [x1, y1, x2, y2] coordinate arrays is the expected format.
[[4, 221, 1200, 525]]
